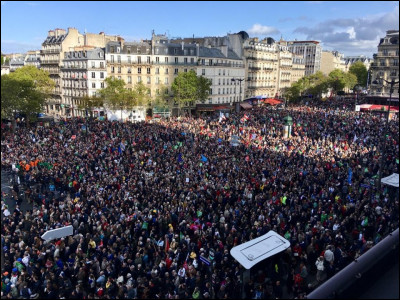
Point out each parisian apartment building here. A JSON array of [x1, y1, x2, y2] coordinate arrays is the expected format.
[[320, 50, 346, 75], [369, 30, 399, 97], [4, 27, 311, 117], [287, 40, 322, 76]]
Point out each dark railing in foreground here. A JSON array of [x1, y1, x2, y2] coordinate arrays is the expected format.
[[307, 228, 399, 299]]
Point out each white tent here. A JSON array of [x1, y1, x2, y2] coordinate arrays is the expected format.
[[230, 231, 290, 269], [381, 173, 399, 188]]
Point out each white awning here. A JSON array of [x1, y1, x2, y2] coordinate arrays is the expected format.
[[230, 231, 290, 269], [381, 173, 399, 187]]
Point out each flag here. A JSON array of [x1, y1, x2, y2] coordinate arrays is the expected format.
[[348, 167, 353, 184], [353, 134, 358, 143], [201, 155, 208, 162], [219, 112, 226, 123], [120, 141, 126, 152], [165, 237, 170, 253]]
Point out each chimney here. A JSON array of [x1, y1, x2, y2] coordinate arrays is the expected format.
[[181, 41, 184, 50], [221, 45, 228, 57], [48, 30, 55, 37], [196, 43, 200, 56]]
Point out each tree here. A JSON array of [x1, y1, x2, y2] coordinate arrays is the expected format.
[[349, 61, 368, 87], [2, 66, 54, 128], [133, 81, 151, 107], [308, 71, 329, 99], [196, 76, 212, 103], [77, 95, 104, 118], [98, 77, 128, 110], [1, 75, 46, 130], [171, 70, 198, 115], [328, 69, 347, 95], [153, 85, 170, 109], [344, 72, 358, 91], [11, 65, 54, 95]]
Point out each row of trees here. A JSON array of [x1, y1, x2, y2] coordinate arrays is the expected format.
[[81, 70, 211, 117], [284, 61, 368, 102], [1, 67, 212, 125]]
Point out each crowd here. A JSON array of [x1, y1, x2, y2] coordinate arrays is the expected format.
[[1, 99, 399, 299]]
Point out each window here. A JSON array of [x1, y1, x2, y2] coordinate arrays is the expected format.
[[184, 57, 188, 63], [202, 69, 205, 75], [138, 56, 141, 64], [118, 76, 121, 80], [147, 77, 151, 84], [111, 55, 114, 63], [138, 76, 141, 83], [100, 62, 104, 68], [165, 77, 169, 84], [127, 47, 131, 54], [223, 69, 225, 76], [218, 88, 221, 94], [174, 68, 178, 74], [92, 83, 96, 88], [218, 79, 221, 85], [175, 57, 178, 64], [138, 67, 142, 74], [190, 58, 195, 63], [156, 77, 160, 84], [92, 62, 96, 68], [91, 72, 95, 78], [201, 59, 205, 65], [100, 72, 104, 79], [165, 57, 169, 63], [165, 88, 169, 94], [128, 56, 131, 63], [184, 68, 188, 73], [156, 68, 159, 74], [165, 68, 169, 74], [118, 67, 121, 73], [128, 76, 132, 83], [147, 68, 151, 74], [110, 46, 115, 53], [117, 56, 121, 63], [147, 56, 151, 64], [128, 67, 132, 74], [209, 88, 212, 95], [156, 57, 160, 63]]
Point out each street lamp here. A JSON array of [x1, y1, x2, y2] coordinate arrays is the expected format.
[[372, 76, 399, 193], [353, 84, 363, 111], [231, 78, 244, 113]]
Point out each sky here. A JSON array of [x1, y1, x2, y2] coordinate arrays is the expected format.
[[1, 1, 399, 57]]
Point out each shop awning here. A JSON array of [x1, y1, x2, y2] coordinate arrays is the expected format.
[[240, 102, 253, 109], [262, 98, 283, 105]]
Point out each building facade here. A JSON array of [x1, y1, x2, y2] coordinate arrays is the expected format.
[[320, 50, 346, 75], [369, 30, 399, 97], [61, 47, 106, 117], [344, 55, 373, 73], [41, 28, 121, 118], [288, 40, 321, 76]]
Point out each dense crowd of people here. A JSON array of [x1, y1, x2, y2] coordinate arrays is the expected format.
[[1, 99, 399, 299]]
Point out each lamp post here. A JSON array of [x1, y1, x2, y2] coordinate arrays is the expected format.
[[353, 84, 362, 111], [231, 78, 244, 114], [372, 76, 399, 193]]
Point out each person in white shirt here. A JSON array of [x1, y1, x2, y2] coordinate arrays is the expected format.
[[315, 256, 325, 282]]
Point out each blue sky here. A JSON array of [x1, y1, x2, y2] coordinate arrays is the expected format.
[[1, 1, 399, 57]]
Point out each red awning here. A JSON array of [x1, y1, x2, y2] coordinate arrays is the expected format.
[[262, 98, 283, 105]]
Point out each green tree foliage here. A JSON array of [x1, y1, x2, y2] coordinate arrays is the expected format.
[[98, 77, 130, 110], [349, 61, 368, 87], [133, 81, 151, 107], [308, 71, 330, 98], [171, 70, 198, 110], [153, 85, 170, 109], [1, 75, 46, 127], [11, 65, 54, 95], [196, 75, 212, 103], [328, 69, 348, 94], [77, 95, 104, 117]]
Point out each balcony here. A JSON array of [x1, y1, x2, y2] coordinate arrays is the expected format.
[[248, 66, 261, 71], [40, 49, 60, 54], [41, 59, 59, 64]]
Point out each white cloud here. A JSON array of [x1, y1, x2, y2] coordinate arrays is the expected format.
[[294, 6, 399, 56], [247, 24, 280, 36]]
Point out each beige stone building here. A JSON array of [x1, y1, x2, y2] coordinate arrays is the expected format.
[[244, 38, 306, 99], [320, 50, 346, 75], [41, 28, 121, 118], [369, 30, 399, 97], [287, 40, 321, 76]]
